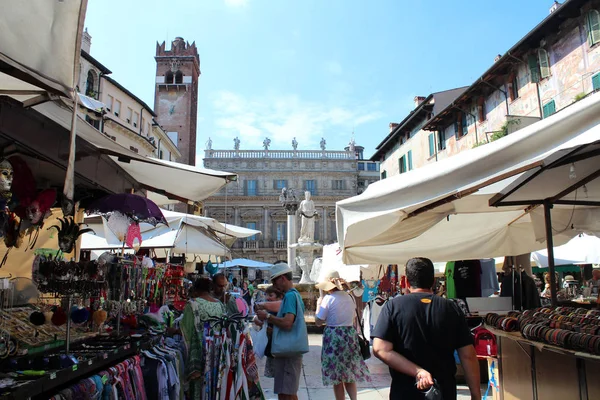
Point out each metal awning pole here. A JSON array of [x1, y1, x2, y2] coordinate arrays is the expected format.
[[543, 200, 558, 306]]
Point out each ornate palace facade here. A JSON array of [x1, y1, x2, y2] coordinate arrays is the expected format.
[[202, 141, 379, 263]]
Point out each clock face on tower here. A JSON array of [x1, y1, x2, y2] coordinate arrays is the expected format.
[[169, 105, 175, 115]]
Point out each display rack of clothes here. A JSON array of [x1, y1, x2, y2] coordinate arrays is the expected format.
[[184, 312, 264, 400], [500, 267, 541, 311]]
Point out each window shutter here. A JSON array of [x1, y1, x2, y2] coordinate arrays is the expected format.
[[528, 54, 540, 83], [428, 134, 435, 156], [454, 122, 459, 138], [538, 49, 550, 79], [542, 100, 556, 118], [273, 180, 276, 190], [588, 10, 600, 46], [593, 73, 600, 92], [408, 151, 413, 171]]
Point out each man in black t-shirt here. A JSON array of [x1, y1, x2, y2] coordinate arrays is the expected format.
[[372, 257, 481, 400]]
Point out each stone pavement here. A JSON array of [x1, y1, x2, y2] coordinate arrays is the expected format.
[[256, 334, 488, 400]]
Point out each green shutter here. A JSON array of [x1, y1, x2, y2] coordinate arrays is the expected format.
[[528, 54, 540, 83], [592, 73, 600, 91], [588, 10, 600, 46], [407, 150, 413, 171], [542, 100, 556, 118], [538, 49, 550, 79], [428, 134, 435, 156], [381, 170, 387, 179], [454, 122, 459, 138]]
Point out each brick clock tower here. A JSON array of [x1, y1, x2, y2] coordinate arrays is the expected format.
[[154, 37, 200, 166]]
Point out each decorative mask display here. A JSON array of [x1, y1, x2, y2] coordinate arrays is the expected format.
[[47, 217, 95, 253], [0, 159, 13, 195]]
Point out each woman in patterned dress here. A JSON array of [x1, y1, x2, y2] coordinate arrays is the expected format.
[[315, 271, 371, 400], [181, 277, 226, 400]]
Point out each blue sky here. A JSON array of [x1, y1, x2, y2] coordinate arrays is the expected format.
[[84, 0, 550, 159]]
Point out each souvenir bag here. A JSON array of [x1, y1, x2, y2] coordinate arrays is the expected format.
[[473, 326, 497, 357], [271, 290, 309, 357]]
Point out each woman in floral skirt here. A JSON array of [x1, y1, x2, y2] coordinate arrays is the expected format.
[[315, 271, 371, 400]]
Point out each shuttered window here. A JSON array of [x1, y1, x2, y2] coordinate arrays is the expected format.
[[246, 222, 257, 240], [399, 156, 407, 174], [273, 179, 287, 190], [332, 180, 344, 190], [592, 73, 600, 92], [407, 150, 413, 171], [528, 54, 540, 83], [460, 113, 468, 137], [542, 100, 556, 118], [305, 180, 316, 195], [538, 49, 551, 79], [588, 10, 600, 46], [381, 170, 387, 179], [438, 130, 446, 150], [245, 180, 258, 196], [428, 134, 435, 157]]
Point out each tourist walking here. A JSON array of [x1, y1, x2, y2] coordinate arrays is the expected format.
[[315, 270, 371, 400], [253, 285, 284, 378], [212, 273, 239, 315], [372, 257, 481, 400], [256, 263, 309, 400], [181, 278, 226, 400]]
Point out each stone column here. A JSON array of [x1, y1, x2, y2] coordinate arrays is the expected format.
[[263, 206, 270, 245], [233, 206, 240, 226], [287, 214, 297, 274], [322, 207, 328, 242]]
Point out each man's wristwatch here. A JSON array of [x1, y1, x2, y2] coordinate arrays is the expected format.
[[266, 313, 271, 320]]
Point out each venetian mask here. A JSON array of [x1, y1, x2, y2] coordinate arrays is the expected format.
[[0, 159, 13, 193]]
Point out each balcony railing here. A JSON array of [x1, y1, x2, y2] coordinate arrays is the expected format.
[[205, 149, 355, 160], [243, 241, 258, 250], [274, 240, 287, 249]]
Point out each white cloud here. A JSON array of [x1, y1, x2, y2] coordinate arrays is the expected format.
[[211, 90, 383, 150], [223, 0, 248, 8], [324, 61, 343, 75]]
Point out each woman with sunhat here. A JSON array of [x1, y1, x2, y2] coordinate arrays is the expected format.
[[315, 270, 371, 400]]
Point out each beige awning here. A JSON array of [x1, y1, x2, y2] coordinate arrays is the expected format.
[[33, 100, 237, 204]]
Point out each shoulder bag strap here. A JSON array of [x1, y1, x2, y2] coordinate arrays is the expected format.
[[350, 292, 367, 339]]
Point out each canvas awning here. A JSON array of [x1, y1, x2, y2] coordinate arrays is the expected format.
[[32, 100, 237, 203], [80, 209, 260, 255], [337, 93, 600, 265], [218, 259, 273, 270], [0, 0, 86, 98]]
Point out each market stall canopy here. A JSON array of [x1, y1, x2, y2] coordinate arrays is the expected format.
[[337, 93, 600, 265], [531, 234, 600, 268], [80, 216, 230, 257], [0, 0, 86, 98], [32, 100, 237, 203], [314, 243, 378, 283], [218, 259, 273, 270]]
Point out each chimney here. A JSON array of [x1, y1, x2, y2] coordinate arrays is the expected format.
[[494, 54, 502, 62], [414, 96, 426, 108], [389, 122, 399, 133], [81, 28, 92, 53], [549, 1, 561, 14]]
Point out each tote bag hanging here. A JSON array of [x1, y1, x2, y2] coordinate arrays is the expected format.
[[271, 290, 309, 357]]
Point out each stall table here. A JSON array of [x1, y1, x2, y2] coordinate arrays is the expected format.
[[485, 325, 600, 400]]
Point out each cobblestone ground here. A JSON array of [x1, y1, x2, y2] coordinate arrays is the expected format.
[[256, 334, 488, 400]]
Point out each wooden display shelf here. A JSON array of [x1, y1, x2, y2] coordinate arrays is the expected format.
[[485, 324, 600, 362]]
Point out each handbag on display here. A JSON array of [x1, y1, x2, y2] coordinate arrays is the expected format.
[[271, 290, 309, 358]]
